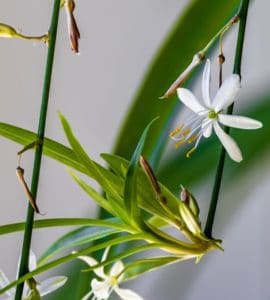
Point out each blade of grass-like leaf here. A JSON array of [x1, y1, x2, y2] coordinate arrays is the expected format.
[[0, 122, 87, 174], [38, 226, 120, 266], [0, 233, 147, 295], [113, 0, 240, 167], [0, 218, 130, 236], [123, 256, 186, 282], [59, 113, 124, 202], [124, 118, 158, 225]]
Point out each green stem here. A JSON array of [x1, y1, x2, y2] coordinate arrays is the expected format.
[[15, 1, 61, 299], [204, 0, 250, 238]]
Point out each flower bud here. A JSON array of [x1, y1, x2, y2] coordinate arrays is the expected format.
[[180, 186, 200, 217]]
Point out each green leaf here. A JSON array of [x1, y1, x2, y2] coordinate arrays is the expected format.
[[38, 226, 120, 266], [0, 218, 130, 236], [124, 118, 158, 225], [123, 256, 185, 281], [0, 122, 86, 174], [113, 0, 240, 167], [0, 234, 146, 295], [59, 113, 122, 200]]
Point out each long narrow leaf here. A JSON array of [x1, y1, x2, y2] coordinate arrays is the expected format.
[[124, 118, 158, 224]]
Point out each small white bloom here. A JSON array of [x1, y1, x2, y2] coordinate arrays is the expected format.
[[77, 248, 143, 300], [0, 250, 67, 299], [170, 59, 263, 162]]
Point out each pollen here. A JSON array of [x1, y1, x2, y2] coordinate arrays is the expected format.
[[170, 125, 184, 138], [175, 140, 185, 149]]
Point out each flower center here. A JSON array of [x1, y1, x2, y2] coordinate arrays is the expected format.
[[208, 110, 218, 119], [110, 276, 118, 287]]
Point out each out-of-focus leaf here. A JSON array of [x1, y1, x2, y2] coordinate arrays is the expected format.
[[113, 0, 240, 167], [124, 118, 157, 225], [38, 226, 120, 266]]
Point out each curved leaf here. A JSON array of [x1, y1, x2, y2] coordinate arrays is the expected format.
[[113, 0, 240, 167]]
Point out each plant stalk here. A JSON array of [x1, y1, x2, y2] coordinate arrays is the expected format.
[[15, 1, 61, 299], [204, 0, 250, 238]]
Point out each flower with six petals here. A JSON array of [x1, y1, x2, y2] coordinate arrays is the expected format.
[[170, 59, 263, 162], [77, 248, 143, 300]]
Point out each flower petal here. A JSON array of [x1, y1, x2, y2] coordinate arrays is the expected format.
[[177, 88, 205, 113], [81, 289, 93, 300], [91, 278, 111, 299], [202, 59, 211, 107], [101, 247, 110, 262], [38, 276, 67, 296], [114, 286, 144, 300], [218, 114, 263, 129], [28, 250, 37, 271], [202, 121, 213, 138], [110, 261, 124, 277], [212, 74, 241, 111], [77, 255, 106, 279], [213, 122, 242, 162], [0, 270, 15, 297]]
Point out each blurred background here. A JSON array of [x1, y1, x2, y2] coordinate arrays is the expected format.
[[0, 0, 269, 299]]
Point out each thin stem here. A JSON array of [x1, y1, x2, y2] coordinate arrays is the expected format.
[[204, 0, 250, 238], [15, 1, 61, 299]]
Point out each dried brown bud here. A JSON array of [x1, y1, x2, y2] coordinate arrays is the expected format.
[[64, 0, 81, 54]]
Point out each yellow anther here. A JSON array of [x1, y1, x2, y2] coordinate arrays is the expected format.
[[187, 134, 197, 144], [175, 140, 185, 149], [186, 147, 196, 158], [170, 125, 183, 137], [181, 128, 190, 137]]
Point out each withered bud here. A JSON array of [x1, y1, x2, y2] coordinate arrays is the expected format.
[[139, 156, 167, 205], [161, 52, 205, 99], [218, 53, 225, 65], [64, 0, 81, 54]]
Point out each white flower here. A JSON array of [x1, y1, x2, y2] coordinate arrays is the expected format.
[[77, 248, 143, 300], [170, 59, 263, 162], [0, 250, 67, 299]]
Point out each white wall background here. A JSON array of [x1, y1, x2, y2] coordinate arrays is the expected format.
[[0, 1, 269, 299]]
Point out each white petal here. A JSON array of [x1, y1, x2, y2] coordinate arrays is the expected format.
[[81, 289, 93, 300], [202, 59, 211, 107], [28, 250, 37, 271], [177, 88, 205, 113], [213, 122, 243, 162], [202, 123, 213, 138], [91, 278, 110, 299], [110, 261, 124, 277], [212, 74, 241, 111], [0, 270, 14, 297], [77, 255, 106, 279], [38, 276, 67, 296], [218, 114, 263, 129], [101, 247, 110, 262], [114, 286, 144, 300]]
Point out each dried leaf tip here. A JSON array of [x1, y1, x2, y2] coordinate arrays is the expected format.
[[161, 53, 204, 99], [64, 0, 81, 54]]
